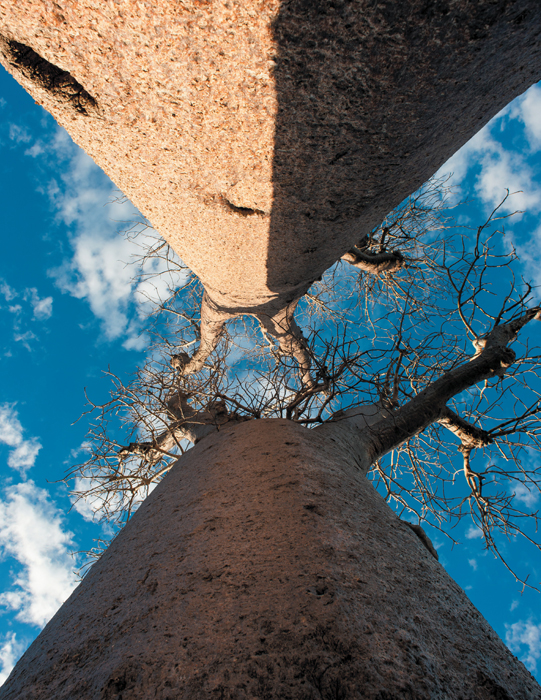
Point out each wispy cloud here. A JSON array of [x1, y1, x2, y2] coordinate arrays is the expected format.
[[0, 281, 16, 302], [442, 128, 541, 213], [510, 221, 541, 291], [465, 524, 483, 540], [0, 633, 27, 685], [8, 124, 31, 144], [26, 289, 53, 321], [0, 481, 78, 628], [42, 130, 184, 350], [506, 619, 541, 673], [513, 481, 540, 509], [71, 472, 156, 527], [438, 83, 541, 214], [0, 404, 41, 475], [0, 281, 54, 352]]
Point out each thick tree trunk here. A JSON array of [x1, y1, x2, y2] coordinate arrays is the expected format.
[[3, 0, 541, 376], [1, 419, 539, 699], [1, 1, 541, 314]]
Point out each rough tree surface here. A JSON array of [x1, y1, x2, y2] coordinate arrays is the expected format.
[[0, 420, 539, 699], [1, 0, 541, 319]]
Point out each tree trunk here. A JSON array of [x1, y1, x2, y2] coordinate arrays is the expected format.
[[1, 1, 541, 315], [1, 419, 539, 699]]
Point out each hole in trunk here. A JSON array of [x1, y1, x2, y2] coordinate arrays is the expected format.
[[0, 37, 98, 116]]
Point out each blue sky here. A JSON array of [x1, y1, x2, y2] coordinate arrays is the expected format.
[[1, 64, 541, 683]]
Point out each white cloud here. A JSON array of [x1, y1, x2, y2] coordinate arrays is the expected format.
[[438, 87, 541, 214], [513, 481, 540, 509], [512, 83, 541, 149], [0, 633, 27, 685], [10, 125, 188, 350], [7, 441, 42, 473], [506, 620, 541, 673], [465, 524, 483, 540], [0, 283, 54, 353], [0, 481, 78, 628], [71, 471, 157, 525], [0, 281, 16, 302], [71, 475, 107, 523], [52, 232, 136, 341], [468, 558, 477, 571], [475, 147, 540, 214], [42, 130, 185, 348], [0, 404, 41, 475], [495, 220, 541, 293], [12, 331, 37, 352], [26, 289, 53, 321], [8, 124, 31, 144], [510, 600, 519, 612], [24, 141, 45, 158]]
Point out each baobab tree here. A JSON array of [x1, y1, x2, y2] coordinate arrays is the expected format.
[[1, 0, 541, 697]]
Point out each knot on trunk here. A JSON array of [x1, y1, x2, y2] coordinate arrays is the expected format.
[[341, 246, 404, 275]]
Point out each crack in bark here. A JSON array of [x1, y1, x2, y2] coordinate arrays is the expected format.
[[221, 196, 267, 217]]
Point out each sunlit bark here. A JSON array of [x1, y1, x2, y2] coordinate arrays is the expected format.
[[1, 419, 539, 699]]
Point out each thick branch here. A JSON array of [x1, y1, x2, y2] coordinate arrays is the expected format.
[[473, 307, 541, 359], [258, 303, 315, 388], [437, 406, 492, 450], [119, 393, 248, 464], [361, 308, 540, 462], [171, 292, 227, 375], [437, 407, 491, 502], [341, 246, 404, 275], [171, 293, 316, 388], [314, 404, 392, 473]]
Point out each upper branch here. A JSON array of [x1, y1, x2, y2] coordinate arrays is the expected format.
[[119, 391, 248, 465], [341, 245, 404, 275], [361, 307, 540, 462], [437, 406, 492, 450]]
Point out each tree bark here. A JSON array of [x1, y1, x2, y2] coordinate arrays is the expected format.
[[1, 1, 541, 315], [1, 419, 539, 699]]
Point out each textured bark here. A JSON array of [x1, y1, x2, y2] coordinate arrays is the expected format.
[[1, 419, 539, 699], [1, 0, 540, 318]]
